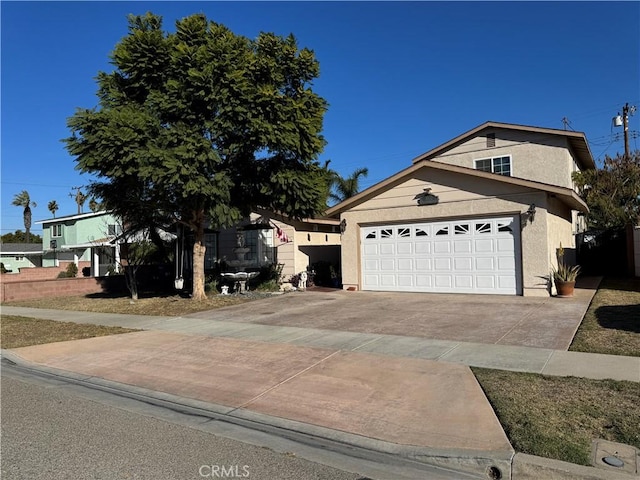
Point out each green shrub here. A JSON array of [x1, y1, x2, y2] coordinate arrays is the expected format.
[[205, 275, 218, 293], [255, 279, 280, 292], [57, 271, 69, 278], [65, 263, 78, 278], [1, 263, 7, 274]]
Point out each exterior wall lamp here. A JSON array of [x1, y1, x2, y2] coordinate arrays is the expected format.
[[525, 203, 536, 224]]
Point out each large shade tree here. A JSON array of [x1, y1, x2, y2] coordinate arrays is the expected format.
[[12, 190, 37, 243], [64, 13, 329, 300], [572, 150, 640, 229]]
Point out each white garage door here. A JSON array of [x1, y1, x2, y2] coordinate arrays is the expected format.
[[361, 216, 521, 295]]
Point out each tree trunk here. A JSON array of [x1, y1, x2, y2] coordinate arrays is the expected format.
[[192, 224, 207, 301], [24, 206, 32, 243]]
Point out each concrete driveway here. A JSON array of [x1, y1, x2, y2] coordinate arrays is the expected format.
[[187, 278, 599, 350]]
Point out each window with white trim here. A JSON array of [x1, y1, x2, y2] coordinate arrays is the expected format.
[[475, 155, 511, 176], [244, 229, 275, 265], [51, 224, 63, 237]]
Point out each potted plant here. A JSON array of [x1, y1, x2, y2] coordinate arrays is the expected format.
[[552, 244, 580, 297]]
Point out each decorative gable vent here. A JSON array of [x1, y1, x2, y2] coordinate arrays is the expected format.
[[487, 133, 496, 148]]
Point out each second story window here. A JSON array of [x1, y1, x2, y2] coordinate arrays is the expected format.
[[51, 224, 63, 237], [475, 155, 511, 176], [108, 224, 122, 236]]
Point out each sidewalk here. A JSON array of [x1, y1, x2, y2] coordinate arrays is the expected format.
[[3, 304, 639, 479], [2, 305, 639, 382]]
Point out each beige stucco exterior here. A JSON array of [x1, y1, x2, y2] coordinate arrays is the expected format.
[[338, 169, 563, 296], [430, 129, 580, 189], [330, 122, 592, 297], [218, 211, 340, 281]]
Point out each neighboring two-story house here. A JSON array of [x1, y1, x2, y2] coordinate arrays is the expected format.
[[36, 211, 121, 276], [326, 122, 594, 296]]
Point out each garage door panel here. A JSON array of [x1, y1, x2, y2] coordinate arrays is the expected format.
[[380, 244, 395, 255], [380, 259, 395, 271], [415, 242, 431, 254], [434, 258, 451, 270], [361, 216, 520, 295], [454, 240, 472, 253], [363, 244, 378, 255], [435, 275, 453, 287], [475, 239, 494, 253], [434, 241, 451, 254], [455, 275, 473, 288], [415, 258, 432, 270], [364, 259, 379, 271], [497, 238, 515, 252], [476, 257, 495, 270], [476, 276, 496, 289], [416, 275, 433, 287], [397, 258, 413, 271], [397, 242, 412, 254], [454, 257, 473, 271], [364, 275, 379, 286], [498, 276, 516, 289], [497, 256, 516, 270], [380, 275, 396, 286]]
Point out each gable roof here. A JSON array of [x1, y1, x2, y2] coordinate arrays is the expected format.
[[35, 210, 113, 225], [411, 121, 595, 170], [326, 160, 588, 217]]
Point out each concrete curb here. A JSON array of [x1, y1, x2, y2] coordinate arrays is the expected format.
[[3, 349, 509, 479]]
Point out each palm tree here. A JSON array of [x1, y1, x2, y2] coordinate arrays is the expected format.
[[70, 188, 87, 214], [48, 200, 59, 218], [12, 190, 37, 243], [329, 167, 369, 204]]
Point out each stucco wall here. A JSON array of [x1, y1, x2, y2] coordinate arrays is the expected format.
[[293, 230, 341, 275], [546, 196, 576, 267], [339, 169, 555, 296], [218, 213, 337, 281], [430, 129, 577, 189]]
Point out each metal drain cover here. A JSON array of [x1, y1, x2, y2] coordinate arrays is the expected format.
[[602, 456, 624, 468]]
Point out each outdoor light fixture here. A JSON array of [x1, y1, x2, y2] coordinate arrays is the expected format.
[[526, 203, 536, 223], [414, 187, 439, 206], [340, 219, 347, 234]]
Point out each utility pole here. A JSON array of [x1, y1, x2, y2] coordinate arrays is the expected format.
[[614, 103, 637, 159]]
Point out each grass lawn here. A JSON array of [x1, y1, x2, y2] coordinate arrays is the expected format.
[[1, 315, 139, 349], [474, 368, 640, 466], [3, 292, 256, 317], [570, 277, 640, 357]]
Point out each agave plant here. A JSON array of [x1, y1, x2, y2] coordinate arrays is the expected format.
[[552, 262, 581, 282]]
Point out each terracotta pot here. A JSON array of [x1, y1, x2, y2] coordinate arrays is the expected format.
[[555, 280, 575, 297]]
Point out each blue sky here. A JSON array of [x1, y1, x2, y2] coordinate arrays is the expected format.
[[2, 1, 639, 236]]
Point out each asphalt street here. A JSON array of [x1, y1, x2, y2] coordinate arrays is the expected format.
[[1, 369, 364, 480], [1, 362, 467, 480]]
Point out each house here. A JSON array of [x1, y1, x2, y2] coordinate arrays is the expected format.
[[326, 121, 594, 297], [36, 211, 121, 276], [180, 209, 341, 282], [0, 243, 43, 273]]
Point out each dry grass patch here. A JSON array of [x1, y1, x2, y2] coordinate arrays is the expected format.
[[474, 368, 640, 466], [1, 315, 139, 349], [4, 293, 255, 317], [571, 277, 640, 357]]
